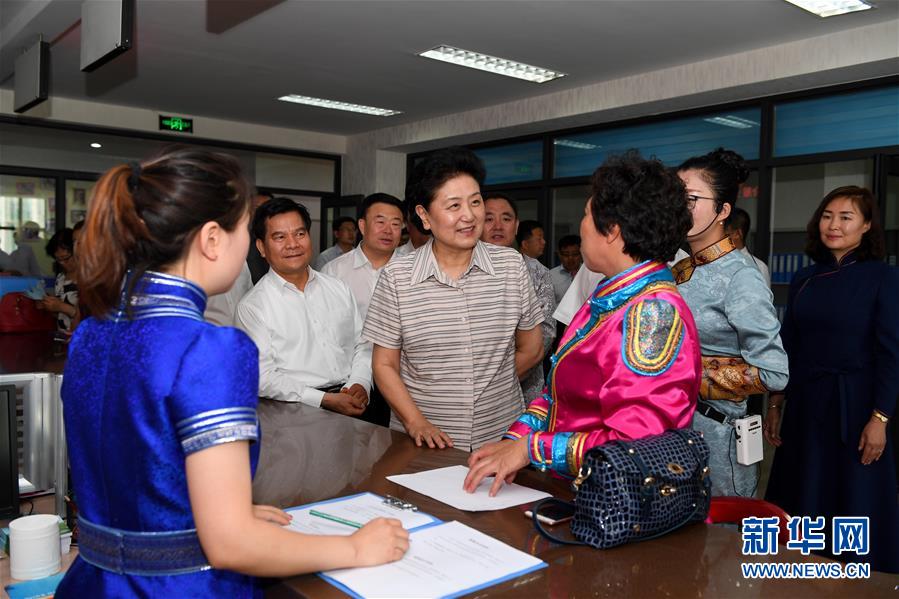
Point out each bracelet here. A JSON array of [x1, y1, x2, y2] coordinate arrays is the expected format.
[[767, 402, 783, 410], [871, 410, 889, 424]]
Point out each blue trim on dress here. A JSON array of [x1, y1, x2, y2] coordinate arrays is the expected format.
[[177, 407, 258, 455], [107, 271, 208, 322]]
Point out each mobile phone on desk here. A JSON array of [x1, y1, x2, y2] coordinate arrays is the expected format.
[[524, 503, 574, 526]]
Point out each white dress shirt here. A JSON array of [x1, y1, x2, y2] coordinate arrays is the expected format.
[[553, 249, 690, 325], [312, 244, 349, 270], [236, 268, 372, 407], [320, 245, 393, 321], [205, 262, 253, 327], [739, 246, 771, 286], [393, 240, 415, 257], [549, 264, 575, 304]]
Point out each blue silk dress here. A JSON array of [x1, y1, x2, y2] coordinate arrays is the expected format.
[[57, 272, 262, 597], [766, 252, 899, 574]]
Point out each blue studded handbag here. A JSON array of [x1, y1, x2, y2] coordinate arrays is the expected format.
[[532, 429, 711, 549]]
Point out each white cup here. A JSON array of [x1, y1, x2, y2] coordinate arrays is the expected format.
[[9, 514, 61, 580]]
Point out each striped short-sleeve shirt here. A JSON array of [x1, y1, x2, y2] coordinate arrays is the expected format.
[[363, 240, 544, 451]]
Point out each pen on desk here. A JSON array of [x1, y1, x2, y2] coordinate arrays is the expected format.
[[309, 510, 363, 529]]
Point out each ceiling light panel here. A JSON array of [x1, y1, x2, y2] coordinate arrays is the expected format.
[[703, 116, 760, 129], [554, 139, 600, 150], [418, 45, 566, 83], [277, 95, 402, 116], [783, 0, 873, 17]]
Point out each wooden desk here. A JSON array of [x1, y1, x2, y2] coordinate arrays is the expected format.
[[253, 401, 898, 598]]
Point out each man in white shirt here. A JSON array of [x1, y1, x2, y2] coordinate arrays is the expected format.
[[393, 198, 431, 257], [322, 193, 404, 426], [321, 193, 404, 320], [549, 234, 582, 304], [726, 208, 771, 286], [312, 216, 357, 270], [237, 198, 371, 417]]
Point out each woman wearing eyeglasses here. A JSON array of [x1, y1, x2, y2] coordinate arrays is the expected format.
[[37, 227, 79, 332], [671, 148, 789, 497]]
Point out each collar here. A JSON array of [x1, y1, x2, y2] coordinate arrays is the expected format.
[[267, 267, 316, 292], [410, 239, 495, 286], [589, 261, 674, 314], [110, 270, 207, 322], [820, 249, 858, 269], [352, 245, 372, 269], [672, 237, 737, 284]]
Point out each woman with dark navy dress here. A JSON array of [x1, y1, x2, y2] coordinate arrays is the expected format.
[[57, 148, 408, 597], [765, 186, 899, 574]]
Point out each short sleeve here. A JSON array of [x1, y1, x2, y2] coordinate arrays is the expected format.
[[169, 326, 260, 455], [362, 265, 403, 349], [517, 257, 544, 331]]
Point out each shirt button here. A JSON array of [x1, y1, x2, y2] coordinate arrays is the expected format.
[[461, 316, 467, 322], [465, 378, 472, 383]]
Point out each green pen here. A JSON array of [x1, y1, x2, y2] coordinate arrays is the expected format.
[[309, 510, 363, 529]]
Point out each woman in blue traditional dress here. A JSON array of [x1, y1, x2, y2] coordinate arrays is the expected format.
[[765, 186, 899, 574], [57, 148, 408, 598], [671, 148, 789, 497]]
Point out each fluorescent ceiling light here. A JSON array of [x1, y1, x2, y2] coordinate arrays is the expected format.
[[277, 95, 402, 117], [418, 45, 566, 84], [554, 139, 599, 150], [783, 0, 873, 17], [703, 116, 760, 129], [90, 142, 102, 148]]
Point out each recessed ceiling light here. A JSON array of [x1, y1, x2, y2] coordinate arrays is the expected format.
[[418, 45, 566, 84], [554, 139, 600, 150], [90, 142, 102, 148], [277, 94, 402, 116], [783, 0, 873, 17], [703, 116, 760, 129]]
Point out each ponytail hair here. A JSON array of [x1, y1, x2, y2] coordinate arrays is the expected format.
[[77, 147, 251, 316], [677, 147, 749, 210]]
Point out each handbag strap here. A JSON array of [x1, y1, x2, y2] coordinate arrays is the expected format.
[[530, 498, 585, 546]]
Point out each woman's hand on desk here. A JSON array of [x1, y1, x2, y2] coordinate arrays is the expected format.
[[252, 504, 292, 526], [350, 518, 410, 566], [464, 438, 529, 497], [405, 418, 454, 449]]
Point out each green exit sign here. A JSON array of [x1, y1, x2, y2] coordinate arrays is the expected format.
[[159, 115, 193, 133]]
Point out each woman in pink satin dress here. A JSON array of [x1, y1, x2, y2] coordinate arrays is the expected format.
[[465, 151, 702, 495]]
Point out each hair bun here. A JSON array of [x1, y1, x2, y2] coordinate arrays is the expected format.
[[710, 147, 749, 185]]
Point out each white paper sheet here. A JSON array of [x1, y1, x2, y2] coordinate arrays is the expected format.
[[386, 465, 551, 511], [321, 520, 546, 599], [284, 492, 438, 535]]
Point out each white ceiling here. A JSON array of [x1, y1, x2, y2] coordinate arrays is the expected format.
[[1, 0, 897, 136]]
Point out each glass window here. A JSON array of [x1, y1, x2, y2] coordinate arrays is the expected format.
[[553, 107, 761, 178], [65, 180, 95, 227], [770, 159, 874, 292], [551, 185, 588, 266], [474, 141, 543, 185], [0, 175, 56, 275], [774, 86, 899, 157], [735, 172, 761, 253], [884, 155, 899, 267]]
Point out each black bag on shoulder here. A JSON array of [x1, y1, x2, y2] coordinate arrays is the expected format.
[[532, 429, 711, 548]]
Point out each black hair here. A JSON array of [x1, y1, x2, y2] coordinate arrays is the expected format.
[[78, 146, 251, 315], [360, 193, 404, 220], [252, 197, 312, 241], [516, 220, 543, 246], [725, 207, 751, 240], [557, 234, 581, 251], [805, 186, 884, 263], [405, 147, 486, 214], [484, 193, 518, 218], [46, 228, 75, 275], [589, 150, 691, 263], [677, 147, 749, 211], [72, 220, 85, 233], [332, 216, 356, 232]]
